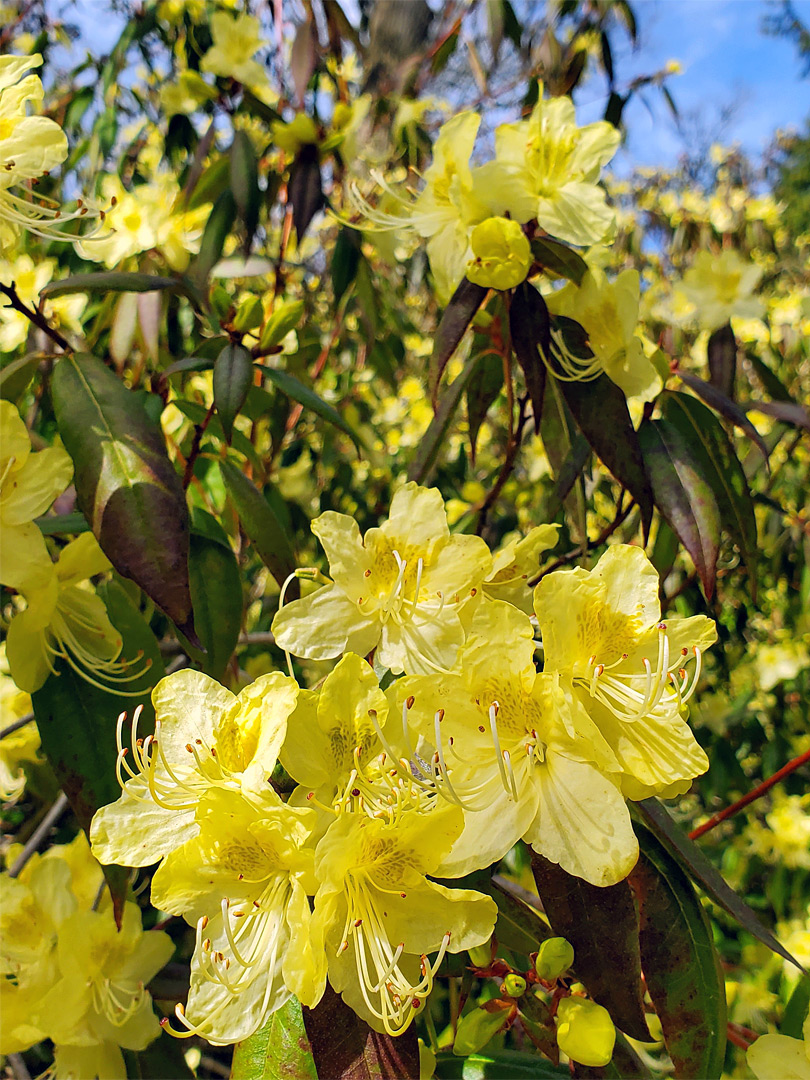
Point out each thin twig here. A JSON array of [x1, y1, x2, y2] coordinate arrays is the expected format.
[[8, 792, 70, 878], [182, 401, 216, 489], [476, 395, 530, 532], [0, 282, 71, 352], [0, 712, 35, 740], [689, 748, 810, 841], [528, 494, 636, 585], [7, 1054, 32, 1080], [159, 630, 276, 656]]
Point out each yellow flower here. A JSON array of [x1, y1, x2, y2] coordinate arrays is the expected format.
[[675, 248, 765, 332], [272, 113, 319, 155], [485, 88, 620, 246], [154, 787, 321, 1044], [555, 996, 616, 1067], [483, 524, 559, 612], [271, 482, 492, 676], [0, 400, 73, 593], [0, 253, 85, 352], [546, 268, 662, 401], [200, 11, 270, 92], [534, 545, 717, 801], [747, 1016, 810, 1080], [393, 601, 638, 887], [5, 532, 134, 694], [160, 69, 217, 118], [0, 668, 39, 802], [90, 668, 298, 868], [310, 806, 496, 1035], [466, 216, 532, 291]]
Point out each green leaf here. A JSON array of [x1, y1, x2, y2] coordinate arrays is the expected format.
[[51, 353, 196, 643], [303, 985, 420, 1079], [530, 238, 588, 285], [510, 282, 549, 433], [454, 1005, 512, 1056], [557, 362, 653, 539], [409, 354, 480, 485], [430, 278, 488, 401], [434, 1049, 569, 1079], [466, 350, 502, 462], [192, 188, 238, 285], [219, 459, 297, 589], [214, 343, 255, 443], [782, 975, 810, 1039], [124, 1035, 195, 1079], [489, 875, 552, 955], [628, 826, 727, 1079], [231, 129, 261, 249], [230, 997, 317, 1080], [262, 366, 363, 448], [0, 352, 40, 401], [187, 526, 243, 682], [530, 853, 652, 1042], [332, 227, 363, 306], [260, 300, 305, 352], [172, 398, 261, 471], [288, 143, 323, 242], [649, 518, 678, 581], [41, 273, 180, 299], [35, 512, 91, 536], [638, 417, 720, 598], [677, 370, 769, 462], [661, 391, 757, 592], [706, 322, 736, 398], [636, 799, 806, 973], [31, 581, 163, 920]]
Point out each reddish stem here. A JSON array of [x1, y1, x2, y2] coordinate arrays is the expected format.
[[689, 748, 810, 841]]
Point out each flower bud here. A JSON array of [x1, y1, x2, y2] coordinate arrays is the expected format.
[[468, 944, 491, 968], [501, 974, 527, 999], [555, 996, 616, 1067], [535, 937, 574, 981], [466, 216, 531, 291]]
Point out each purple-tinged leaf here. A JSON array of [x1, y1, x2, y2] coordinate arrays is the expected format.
[[291, 17, 318, 106], [706, 322, 736, 399], [230, 129, 261, 249], [219, 459, 297, 589], [288, 144, 324, 242], [430, 278, 488, 403], [629, 826, 727, 1080], [303, 986, 420, 1080], [530, 852, 652, 1042], [529, 238, 587, 285], [52, 352, 196, 642], [742, 399, 810, 432], [409, 354, 480, 484], [638, 417, 720, 598], [231, 998, 318, 1080], [137, 290, 161, 364], [213, 342, 254, 442], [467, 350, 503, 462], [510, 282, 549, 432], [676, 370, 769, 461]]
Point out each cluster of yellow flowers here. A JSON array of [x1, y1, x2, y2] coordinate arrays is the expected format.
[[90, 483, 715, 1050], [0, 833, 172, 1080]]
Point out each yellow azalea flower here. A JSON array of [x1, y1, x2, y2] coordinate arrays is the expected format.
[[5, 532, 138, 694], [484, 88, 620, 246], [90, 668, 298, 868], [0, 400, 72, 593], [310, 806, 497, 1035], [546, 268, 663, 402], [466, 216, 532, 291], [393, 601, 638, 887], [0, 253, 85, 352], [153, 787, 321, 1044], [160, 69, 217, 118], [555, 996, 616, 1067], [200, 11, 270, 92], [0, 666, 39, 801], [747, 1016, 810, 1080], [483, 524, 559, 612], [534, 545, 717, 800], [675, 248, 765, 333], [272, 482, 492, 676], [272, 112, 319, 155]]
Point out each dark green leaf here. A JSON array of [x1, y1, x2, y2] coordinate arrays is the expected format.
[[262, 366, 363, 447], [161, 356, 216, 378], [220, 459, 297, 589], [636, 799, 806, 973], [96, 104, 118, 157], [649, 518, 678, 581], [530, 853, 652, 1042], [430, 278, 488, 401], [707, 322, 736, 398], [604, 91, 626, 127], [745, 350, 793, 401], [742, 399, 810, 432], [434, 1049, 569, 1079], [466, 351, 503, 462], [782, 975, 810, 1039], [124, 1034, 195, 1079], [677, 370, 769, 461], [231, 996, 317, 1080], [185, 155, 231, 211], [431, 29, 459, 75], [489, 875, 552, 955], [214, 343, 254, 443], [557, 363, 653, 539], [502, 0, 522, 48], [64, 85, 95, 129], [303, 985, 420, 1079], [661, 391, 757, 591], [638, 417, 720, 598], [546, 433, 591, 520], [192, 188, 238, 285], [35, 512, 91, 536], [288, 143, 323, 242], [409, 354, 480, 485], [510, 282, 549, 433], [41, 273, 180, 299], [187, 529, 242, 682], [629, 826, 727, 1079], [172, 399, 262, 470], [0, 353, 40, 401], [230, 129, 261, 249], [600, 29, 614, 84], [529, 239, 587, 285], [332, 227, 362, 306], [51, 353, 196, 643]]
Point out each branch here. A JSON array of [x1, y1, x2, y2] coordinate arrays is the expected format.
[[0, 281, 72, 352], [529, 493, 636, 584], [8, 792, 70, 879], [0, 712, 35, 740]]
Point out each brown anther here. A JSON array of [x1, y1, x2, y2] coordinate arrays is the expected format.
[[111, 195, 118, 206], [210, 747, 217, 756], [200, 915, 209, 929], [399, 892, 406, 898], [470, 588, 477, 596], [679, 668, 687, 679], [368, 708, 377, 717], [364, 569, 371, 577], [233, 911, 245, 918], [195, 738, 203, 744], [307, 792, 315, 800], [412, 998, 421, 1009], [406, 695, 415, 709], [203, 939, 211, 951], [478, 724, 486, 732], [622, 652, 629, 659], [238, 873, 244, 880], [354, 918, 363, 927], [437, 708, 445, 722], [186, 744, 194, 753], [448, 736, 454, 746], [358, 597, 364, 604], [253, 900, 261, 908], [351, 788, 361, 797], [77, 198, 84, 207]]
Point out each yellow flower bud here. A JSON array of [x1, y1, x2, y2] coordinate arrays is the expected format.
[[272, 113, 319, 155], [535, 937, 575, 981], [501, 974, 528, 998], [555, 996, 616, 1067], [466, 216, 531, 291]]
